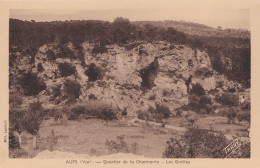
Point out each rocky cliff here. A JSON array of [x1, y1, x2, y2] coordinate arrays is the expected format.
[[9, 41, 244, 116]]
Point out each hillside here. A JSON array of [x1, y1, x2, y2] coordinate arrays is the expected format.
[[133, 20, 250, 38], [9, 18, 250, 158]]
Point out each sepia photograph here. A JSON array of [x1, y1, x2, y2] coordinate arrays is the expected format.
[[2, 1, 257, 165]]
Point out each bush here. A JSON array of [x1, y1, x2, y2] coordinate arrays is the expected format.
[[163, 128, 228, 158], [138, 49, 148, 56], [56, 44, 75, 59], [237, 111, 250, 123], [195, 67, 213, 77], [148, 94, 156, 100], [231, 141, 250, 158], [95, 108, 117, 120], [190, 83, 205, 96], [226, 107, 237, 124], [162, 90, 171, 97], [24, 101, 46, 135], [216, 93, 239, 106], [51, 84, 62, 98], [19, 72, 46, 96], [106, 135, 138, 154], [188, 94, 212, 114], [155, 104, 171, 118], [58, 62, 76, 77], [137, 110, 151, 121], [92, 44, 108, 55], [85, 63, 103, 82], [9, 94, 23, 109], [188, 94, 200, 107], [199, 95, 212, 105], [65, 95, 77, 105], [124, 42, 142, 50], [37, 63, 44, 72], [9, 131, 20, 149], [46, 50, 56, 60], [88, 94, 97, 100], [38, 130, 58, 152], [9, 148, 30, 158], [63, 79, 81, 98], [66, 106, 85, 120], [137, 104, 171, 122]]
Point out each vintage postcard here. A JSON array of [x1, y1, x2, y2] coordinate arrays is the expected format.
[[0, 0, 260, 167]]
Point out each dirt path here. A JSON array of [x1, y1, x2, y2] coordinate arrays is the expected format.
[[128, 118, 186, 132]]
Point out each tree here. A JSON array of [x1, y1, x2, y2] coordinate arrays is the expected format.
[[226, 107, 237, 124], [163, 128, 228, 158], [23, 101, 46, 149], [111, 17, 132, 44], [190, 83, 205, 96], [9, 109, 26, 147]]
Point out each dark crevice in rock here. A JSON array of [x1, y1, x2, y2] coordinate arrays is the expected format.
[[140, 57, 159, 91]]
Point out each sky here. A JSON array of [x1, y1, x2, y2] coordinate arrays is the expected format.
[[9, 8, 250, 30]]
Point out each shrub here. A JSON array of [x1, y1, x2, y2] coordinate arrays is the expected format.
[[137, 110, 151, 121], [49, 108, 63, 122], [29, 101, 43, 112], [190, 83, 205, 96], [9, 148, 30, 158], [237, 111, 250, 123], [162, 90, 171, 97], [18, 101, 47, 149], [65, 95, 77, 105], [231, 141, 250, 158], [241, 102, 250, 110], [226, 107, 237, 124], [95, 108, 117, 120], [58, 62, 76, 77], [24, 101, 46, 135], [188, 94, 200, 107], [88, 94, 97, 100], [56, 44, 75, 59], [148, 94, 156, 100], [199, 95, 212, 106], [38, 130, 58, 152], [46, 50, 56, 60], [66, 106, 85, 120], [188, 94, 213, 114], [84, 63, 103, 82], [124, 42, 142, 50], [51, 84, 62, 98], [63, 79, 81, 98], [216, 93, 239, 106], [155, 104, 171, 118], [9, 131, 20, 149], [65, 103, 117, 120], [163, 128, 228, 158], [37, 63, 44, 72], [92, 44, 108, 55], [137, 104, 171, 122], [9, 94, 23, 109], [106, 135, 138, 154], [138, 49, 148, 56], [195, 67, 213, 77], [19, 72, 46, 96], [163, 138, 187, 158], [216, 81, 224, 88]]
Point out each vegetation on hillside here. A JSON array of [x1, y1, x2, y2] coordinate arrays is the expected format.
[[9, 17, 250, 87]]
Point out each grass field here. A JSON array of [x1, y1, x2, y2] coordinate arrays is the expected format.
[[15, 114, 249, 158]]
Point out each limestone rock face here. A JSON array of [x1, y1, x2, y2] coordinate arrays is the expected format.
[[10, 41, 244, 116]]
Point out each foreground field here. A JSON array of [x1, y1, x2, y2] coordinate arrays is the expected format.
[[16, 114, 249, 158]]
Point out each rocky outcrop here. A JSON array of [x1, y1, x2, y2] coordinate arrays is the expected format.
[[9, 41, 245, 116]]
